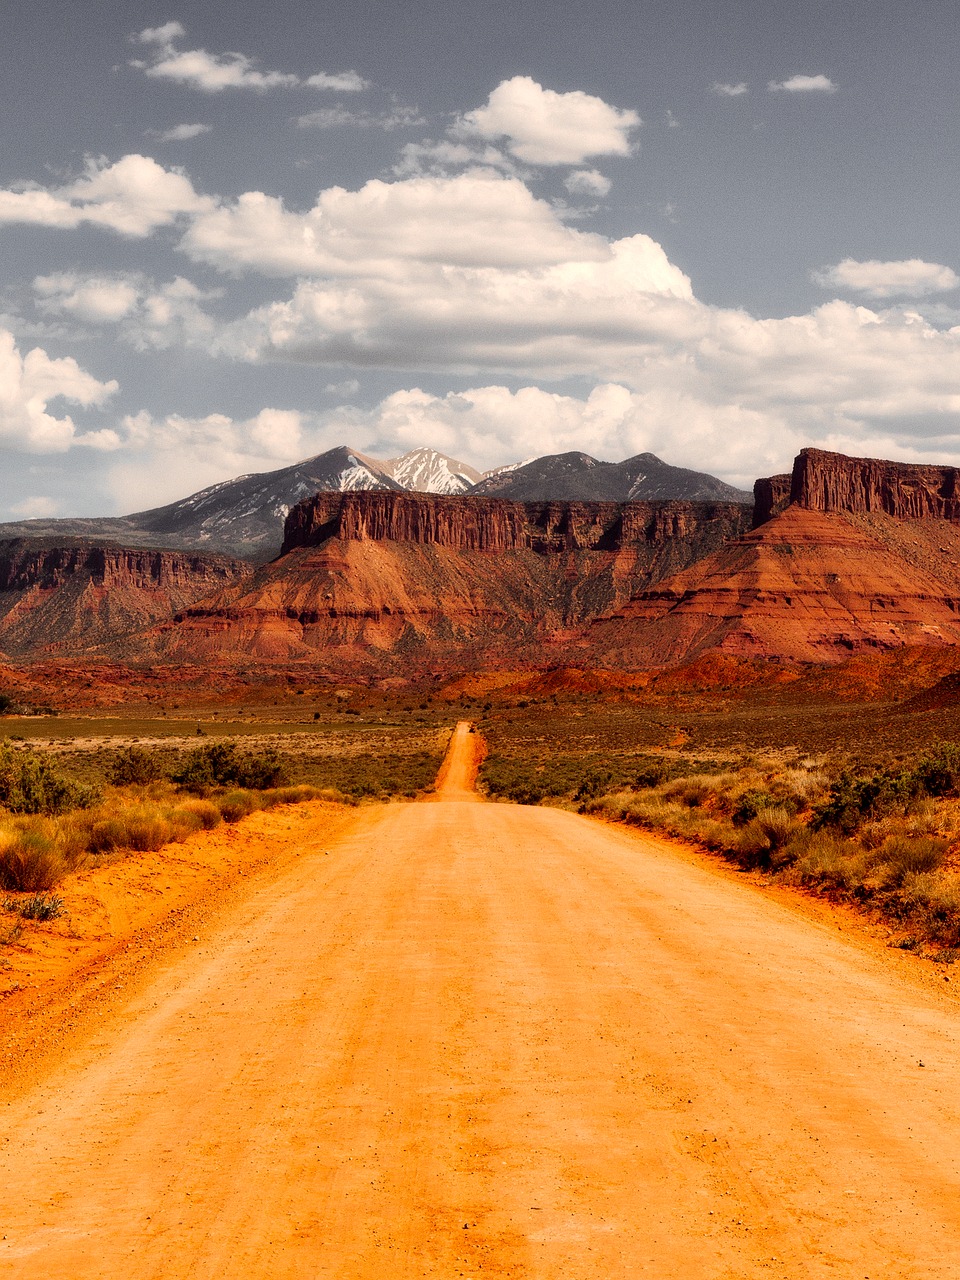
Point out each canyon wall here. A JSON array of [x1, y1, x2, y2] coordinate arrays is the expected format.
[[0, 539, 249, 657], [280, 491, 752, 557], [787, 448, 960, 520]]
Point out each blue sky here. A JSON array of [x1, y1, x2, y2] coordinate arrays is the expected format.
[[2, 0, 960, 517]]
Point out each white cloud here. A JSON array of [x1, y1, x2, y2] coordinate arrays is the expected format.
[[296, 105, 423, 131], [34, 272, 141, 323], [32, 271, 220, 350], [564, 169, 612, 198], [134, 22, 185, 45], [0, 154, 213, 237], [304, 71, 368, 92], [0, 328, 118, 453], [152, 123, 212, 142], [768, 74, 836, 94], [455, 76, 640, 165], [110, 405, 317, 507], [813, 258, 960, 299], [132, 23, 366, 94], [392, 139, 516, 177], [711, 82, 749, 97], [182, 170, 615, 277]]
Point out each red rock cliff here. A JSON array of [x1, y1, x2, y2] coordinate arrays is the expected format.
[[280, 491, 751, 557], [0, 540, 245, 593], [788, 448, 960, 520]]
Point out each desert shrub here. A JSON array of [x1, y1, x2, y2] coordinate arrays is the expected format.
[[110, 746, 165, 786], [733, 807, 803, 869], [785, 830, 865, 890], [172, 797, 221, 830], [912, 741, 960, 799], [259, 785, 323, 808], [0, 693, 12, 715], [5, 892, 64, 921], [812, 768, 918, 834], [574, 768, 614, 801], [0, 829, 65, 891], [217, 789, 260, 823], [173, 742, 287, 793], [660, 776, 714, 808], [0, 743, 98, 816], [732, 789, 777, 826], [871, 836, 948, 888]]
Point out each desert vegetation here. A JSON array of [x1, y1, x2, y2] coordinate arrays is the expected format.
[[481, 734, 960, 956], [0, 732, 444, 898]]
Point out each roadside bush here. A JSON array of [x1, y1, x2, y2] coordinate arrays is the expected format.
[[171, 797, 221, 830], [110, 746, 165, 786], [217, 789, 260, 823], [870, 836, 948, 889], [733, 806, 802, 870], [0, 829, 65, 891], [173, 742, 287, 793], [0, 743, 98, 816]]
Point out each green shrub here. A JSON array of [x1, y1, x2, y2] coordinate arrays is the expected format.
[[110, 746, 165, 786], [217, 790, 260, 823], [173, 742, 287, 792], [0, 743, 98, 815]]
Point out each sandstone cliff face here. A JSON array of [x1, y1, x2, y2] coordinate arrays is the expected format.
[[142, 494, 751, 671], [590, 505, 960, 668], [787, 448, 960, 520], [281, 490, 750, 556], [0, 539, 249, 657], [752, 474, 792, 526]]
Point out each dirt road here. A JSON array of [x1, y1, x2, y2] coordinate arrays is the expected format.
[[2, 725, 960, 1277]]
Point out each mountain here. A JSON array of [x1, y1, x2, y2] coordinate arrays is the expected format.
[[0, 445, 747, 561], [134, 491, 751, 671], [0, 539, 249, 658], [469, 451, 751, 503], [383, 447, 482, 494], [0, 447, 402, 562]]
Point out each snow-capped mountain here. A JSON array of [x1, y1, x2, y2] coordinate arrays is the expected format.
[[383, 447, 482, 495], [0, 447, 402, 561]]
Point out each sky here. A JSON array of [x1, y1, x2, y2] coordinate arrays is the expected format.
[[2, 0, 960, 517]]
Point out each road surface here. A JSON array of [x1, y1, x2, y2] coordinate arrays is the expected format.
[[2, 722, 960, 1277]]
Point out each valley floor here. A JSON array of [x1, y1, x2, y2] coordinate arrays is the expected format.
[[1, 728, 959, 1277]]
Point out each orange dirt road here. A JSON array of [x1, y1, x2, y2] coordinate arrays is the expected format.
[[3, 727, 960, 1277]]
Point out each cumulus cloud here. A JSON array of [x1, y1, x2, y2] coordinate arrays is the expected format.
[[0, 328, 119, 453], [455, 76, 640, 165], [181, 170, 618, 277], [131, 22, 366, 94], [711, 82, 749, 97], [563, 169, 612, 198], [151, 122, 212, 142], [0, 154, 213, 237], [33, 271, 220, 349], [110, 405, 318, 507], [813, 258, 960, 299], [768, 74, 836, 93]]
